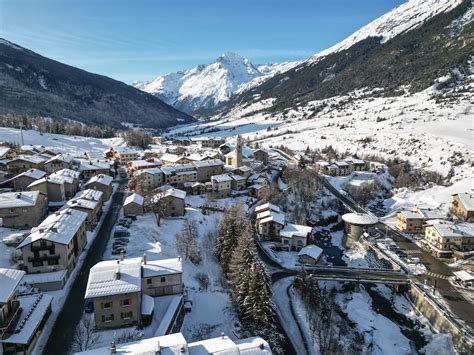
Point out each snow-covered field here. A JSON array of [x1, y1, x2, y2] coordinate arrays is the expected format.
[[0, 127, 125, 157]]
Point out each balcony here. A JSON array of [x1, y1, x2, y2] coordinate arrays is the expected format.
[[30, 245, 55, 253], [0, 300, 21, 337], [28, 254, 60, 263]]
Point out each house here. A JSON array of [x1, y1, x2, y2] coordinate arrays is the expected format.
[[135, 168, 164, 191], [255, 203, 281, 215], [423, 220, 474, 257], [0, 191, 47, 228], [6, 155, 47, 175], [123, 193, 144, 216], [84, 174, 113, 202], [298, 245, 323, 265], [75, 332, 271, 355], [395, 208, 445, 234], [0, 268, 53, 355], [85, 256, 184, 330], [27, 175, 66, 205], [141, 257, 183, 297], [196, 137, 226, 148], [17, 208, 88, 275], [150, 188, 186, 217], [43, 154, 74, 173], [192, 159, 224, 182], [219, 142, 232, 155], [183, 182, 207, 195], [234, 165, 253, 178], [161, 153, 192, 166], [50, 169, 81, 198], [0, 146, 16, 160], [210, 174, 233, 198], [161, 165, 198, 186], [115, 147, 139, 164], [280, 223, 313, 251], [62, 198, 102, 230], [74, 189, 104, 207], [78, 160, 111, 179], [257, 211, 285, 241], [230, 174, 246, 190], [10, 169, 47, 191], [345, 158, 366, 172], [334, 161, 350, 176], [451, 193, 474, 222], [128, 158, 162, 173], [253, 148, 270, 164], [85, 258, 143, 330]]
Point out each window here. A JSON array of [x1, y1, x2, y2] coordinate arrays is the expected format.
[[121, 311, 133, 320], [47, 259, 59, 266], [147, 278, 152, 284], [32, 260, 43, 267], [160, 276, 166, 283], [102, 314, 114, 322], [102, 302, 112, 309], [121, 298, 131, 307]]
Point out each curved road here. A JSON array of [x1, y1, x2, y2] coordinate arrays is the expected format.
[[43, 182, 126, 354]]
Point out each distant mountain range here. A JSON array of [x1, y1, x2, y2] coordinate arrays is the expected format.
[[136, 0, 472, 120], [134, 52, 297, 116], [0, 39, 194, 129]]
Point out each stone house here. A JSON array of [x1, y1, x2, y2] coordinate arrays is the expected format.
[[11, 169, 47, 191], [298, 245, 323, 265], [84, 174, 113, 202], [210, 174, 233, 198], [150, 188, 186, 217], [230, 174, 246, 190], [43, 154, 74, 173], [192, 159, 224, 182], [135, 168, 164, 191], [0, 191, 47, 228], [17, 208, 88, 275], [253, 148, 270, 164], [161, 165, 197, 186], [128, 158, 162, 174], [123, 193, 144, 217], [280, 223, 313, 251], [78, 160, 111, 180], [197, 137, 226, 148], [141, 257, 183, 297], [50, 169, 81, 199], [6, 155, 47, 176], [451, 193, 474, 222], [62, 198, 102, 230], [27, 176, 66, 204], [160, 154, 192, 166]]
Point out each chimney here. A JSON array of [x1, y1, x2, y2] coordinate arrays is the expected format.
[[143, 253, 147, 265], [221, 332, 225, 339], [180, 344, 186, 353], [51, 227, 58, 233], [120, 252, 124, 261], [178, 256, 181, 262], [110, 341, 116, 354], [155, 341, 160, 354], [115, 265, 121, 280]]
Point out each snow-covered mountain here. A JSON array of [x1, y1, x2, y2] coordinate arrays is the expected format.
[[135, 52, 298, 115]]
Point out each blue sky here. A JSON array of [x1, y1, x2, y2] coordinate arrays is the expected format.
[[0, 0, 405, 83]]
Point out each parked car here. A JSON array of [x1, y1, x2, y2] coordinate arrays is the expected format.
[[115, 225, 128, 232]]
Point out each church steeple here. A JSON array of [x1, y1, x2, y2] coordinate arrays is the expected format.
[[234, 135, 243, 167]]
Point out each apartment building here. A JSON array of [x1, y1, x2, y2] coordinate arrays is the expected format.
[[0, 191, 47, 228], [210, 174, 232, 198], [78, 160, 111, 180], [396, 208, 444, 234], [161, 165, 197, 186], [17, 208, 88, 275], [192, 159, 224, 182], [424, 220, 474, 257], [135, 168, 164, 191]]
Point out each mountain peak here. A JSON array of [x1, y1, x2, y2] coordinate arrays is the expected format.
[[217, 52, 246, 62]]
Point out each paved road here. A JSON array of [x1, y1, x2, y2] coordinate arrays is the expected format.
[[43, 182, 126, 355]]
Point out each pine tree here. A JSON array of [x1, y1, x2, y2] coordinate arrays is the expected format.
[[298, 155, 307, 170]]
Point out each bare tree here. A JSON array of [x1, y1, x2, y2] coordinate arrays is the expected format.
[[71, 316, 101, 352], [195, 272, 210, 291], [175, 220, 201, 264]]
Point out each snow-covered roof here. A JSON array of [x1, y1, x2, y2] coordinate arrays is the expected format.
[[280, 223, 312, 238], [0, 191, 42, 208], [192, 159, 224, 168], [0, 268, 25, 304], [85, 174, 113, 187], [342, 213, 378, 225], [417, 208, 445, 220], [63, 198, 99, 211], [1, 294, 53, 346], [17, 208, 88, 248], [399, 210, 424, 219], [141, 294, 155, 316], [10, 154, 47, 165], [142, 257, 182, 278], [0, 146, 10, 157], [454, 193, 474, 212], [136, 167, 163, 176], [453, 270, 474, 282], [211, 174, 233, 183], [45, 153, 74, 164], [298, 245, 323, 260], [230, 174, 246, 181], [51, 168, 80, 180], [115, 147, 139, 155], [85, 258, 142, 299], [188, 334, 271, 354], [78, 160, 110, 171], [129, 159, 161, 168], [259, 211, 286, 226], [124, 193, 144, 206], [161, 153, 188, 163], [428, 221, 474, 238], [75, 333, 188, 355], [255, 202, 281, 214], [74, 189, 103, 202], [27, 174, 67, 188], [234, 336, 272, 354], [14, 169, 47, 180], [154, 187, 187, 201]]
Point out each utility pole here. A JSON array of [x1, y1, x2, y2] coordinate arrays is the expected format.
[[20, 121, 24, 146]]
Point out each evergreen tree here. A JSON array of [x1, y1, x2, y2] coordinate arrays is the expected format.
[[298, 155, 307, 170]]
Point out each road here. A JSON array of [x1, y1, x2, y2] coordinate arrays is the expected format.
[[43, 181, 126, 355], [317, 171, 474, 332]]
